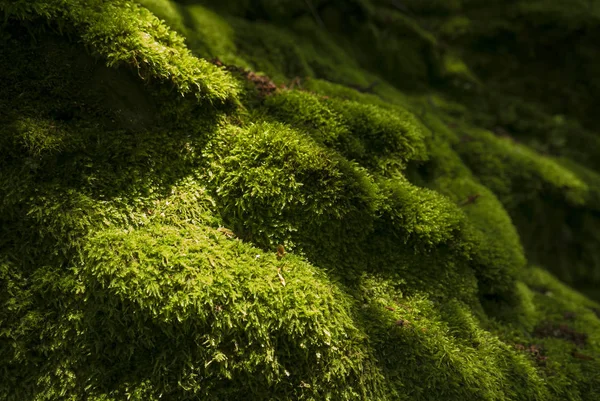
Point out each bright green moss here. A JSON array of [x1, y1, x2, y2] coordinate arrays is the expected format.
[[265, 89, 427, 175], [201, 121, 381, 252], [74, 221, 384, 400], [199, 117, 497, 306], [330, 99, 428, 172], [377, 176, 463, 248], [133, 0, 188, 37], [264, 90, 349, 146], [136, 0, 251, 68]]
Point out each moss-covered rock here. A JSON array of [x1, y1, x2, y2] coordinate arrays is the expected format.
[[1, 0, 600, 399]]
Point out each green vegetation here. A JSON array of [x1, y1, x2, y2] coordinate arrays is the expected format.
[[1, 0, 599, 399]]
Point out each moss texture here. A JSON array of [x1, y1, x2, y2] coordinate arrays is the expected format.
[[1, 0, 599, 400]]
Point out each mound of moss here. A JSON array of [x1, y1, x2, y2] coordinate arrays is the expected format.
[[1, 0, 599, 400]]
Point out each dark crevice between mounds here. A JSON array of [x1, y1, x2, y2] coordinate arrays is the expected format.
[[465, 25, 599, 132], [528, 285, 552, 296], [477, 287, 522, 323], [514, 203, 600, 303], [211, 58, 279, 99], [402, 161, 430, 188], [533, 322, 588, 348], [513, 343, 548, 366], [2, 23, 158, 132]]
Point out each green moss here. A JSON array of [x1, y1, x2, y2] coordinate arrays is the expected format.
[[439, 51, 482, 89], [405, 125, 526, 307], [265, 89, 427, 174], [456, 127, 588, 208], [377, 176, 463, 249], [301, 78, 391, 106], [451, 127, 600, 297], [136, 0, 253, 68], [2, 0, 600, 399], [425, 0, 600, 131], [354, 275, 552, 400], [2, 0, 240, 105], [557, 158, 600, 210], [516, 267, 600, 400], [72, 221, 384, 400], [201, 121, 381, 253], [438, 15, 471, 39]]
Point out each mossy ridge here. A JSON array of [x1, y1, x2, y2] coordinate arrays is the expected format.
[[201, 121, 382, 254], [427, 92, 600, 300], [401, 119, 526, 310], [0, 24, 236, 398], [389, 0, 600, 297], [201, 120, 438, 283], [1, 0, 240, 105], [199, 118, 524, 313], [455, 127, 588, 209], [73, 221, 385, 400], [353, 274, 552, 401], [452, 126, 600, 298], [0, 27, 388, 397], [263, 89, 427, 175], [517, 267, 600, 400]]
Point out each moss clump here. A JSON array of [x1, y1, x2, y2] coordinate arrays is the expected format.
[[455, 127, 588, 208], [452, 127, 600, 297], [265, 89, 427, 174], [71, 221, 383, 400], [2, 0, 239, 104], [202, 121, 381, 253], [354, 275, 552, 401]]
